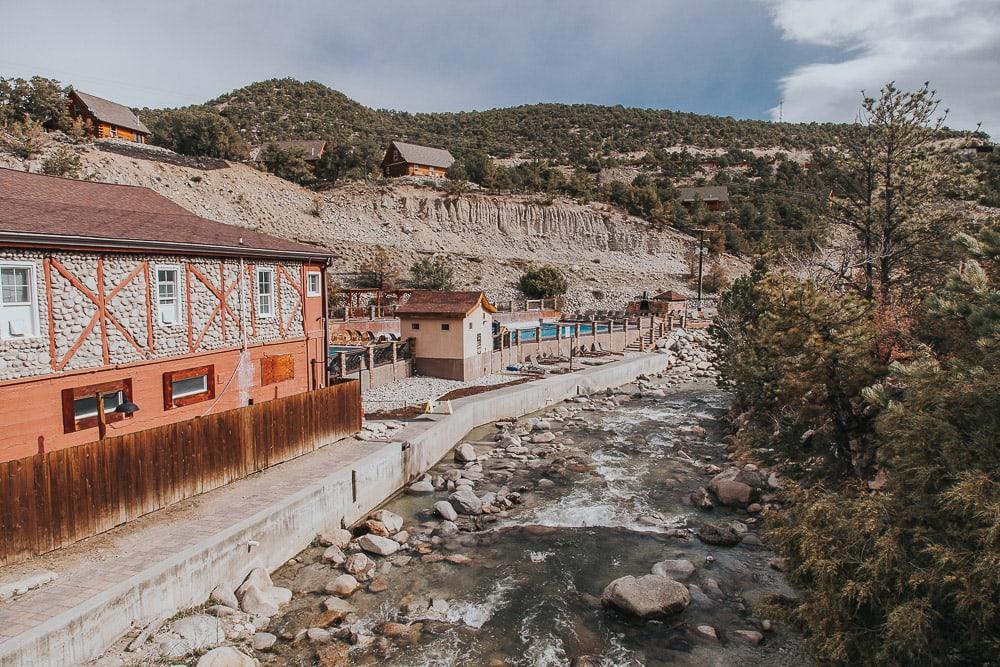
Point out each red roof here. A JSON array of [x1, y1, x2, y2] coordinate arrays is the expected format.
[[0, 168, 329, 260], [653, 290, 688, 302], [395, 290, 497, 317]]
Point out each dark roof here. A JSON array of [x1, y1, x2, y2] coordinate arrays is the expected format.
[[653, 290, 688, 302], [395, 290, 496, 317], [70, 90, 150, 135], [385, 141, 455, 169], [678, 186, 729, 203], [0, 168, 329, 260], [252, 140, 327, 162]]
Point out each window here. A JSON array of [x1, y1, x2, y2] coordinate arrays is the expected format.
[[469, 321, 473, 329], [441, 323, 450, 331], [411, 322, 420, 330], [477, 333, 482, 353], [163, 365, 215, 409], [61, 379, 133, 433], [306, 271, 322, 297], [109, 126, 118, 137], [0, 263, 39, 340], [156, 265, 181, 325], [256, 268, 275, 318]]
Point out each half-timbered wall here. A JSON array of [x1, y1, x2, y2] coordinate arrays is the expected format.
[[0, 249, 308, 382]]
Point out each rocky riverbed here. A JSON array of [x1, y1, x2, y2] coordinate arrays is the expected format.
[[92, 333, 807, 666]]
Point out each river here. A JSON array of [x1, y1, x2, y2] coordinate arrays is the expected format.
[[263, 379, 811, 666]]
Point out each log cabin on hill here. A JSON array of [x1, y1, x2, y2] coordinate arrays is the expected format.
[[0, 168, 334, 462], [381, 140, 454, 178], [68, 90, 150, 143], [679, 185, 729, 211]]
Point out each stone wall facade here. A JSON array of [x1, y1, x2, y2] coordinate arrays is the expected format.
[[0, 248, 310, 382]]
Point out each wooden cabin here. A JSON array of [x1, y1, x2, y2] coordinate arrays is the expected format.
[[381, 140, 454, 178], [68, 90, 150, 143], [679, 186, 729, 212]]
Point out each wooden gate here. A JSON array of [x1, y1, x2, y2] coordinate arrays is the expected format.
[[0, 380, 361, 566]]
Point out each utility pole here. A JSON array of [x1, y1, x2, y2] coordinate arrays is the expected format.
[[694, 228, 709, 313]]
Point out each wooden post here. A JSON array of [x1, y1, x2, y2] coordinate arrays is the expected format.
[[391, 342, 398, 364], [96, 392, 107, 440]]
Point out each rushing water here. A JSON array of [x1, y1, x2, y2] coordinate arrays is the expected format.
[[265, 380, 811, 667]]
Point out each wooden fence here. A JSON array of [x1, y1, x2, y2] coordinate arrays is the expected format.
[[0, 380, 361, 566]]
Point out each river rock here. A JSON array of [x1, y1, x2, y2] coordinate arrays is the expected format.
[[323, 545, 347, 564], [239, 585, 279, 617], [734, 629, 764, 645], [532, 420, 552, 431], [697, 523, 742, 546], [693, 625, 718, 641], [325, 574, 360, 596], [689, 487, 714, 510], [317, 642, 351, 666], [433, 500, 458, 521], [323, 597, 356, 614], [392, 530, 409, 544], [497, 433, 521, 448], [708, 469, 756, 507], [308, 627, 331, 642], [363, 519, 388, 536], [651, 559, 696, 579], [318, 529, 353, 549], [344, 553, 376, 579], [601, 574, 690, 618], [454, 443, 477, 462], [436, 520, 459, 536], [407, 480, 435, 494], [210, 584, 239, 610], [531, 432, 556, 443], [237, 568, 273, 598], [252, 632, 277, 650], [358, 533, 401, 556], [171, 614, 224, 651], [371, 510, 404, 534], [449, 488, 483, 515], [195, 647, 255, 667]]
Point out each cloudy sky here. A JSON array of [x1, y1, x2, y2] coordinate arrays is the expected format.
[[1, 0, 997, 135]]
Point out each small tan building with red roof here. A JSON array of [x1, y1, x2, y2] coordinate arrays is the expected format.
[[395, 290, 496, 380], [0, 168, 333, 461]]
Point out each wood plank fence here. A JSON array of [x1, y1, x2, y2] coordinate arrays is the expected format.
[[0, 380, 361, 566]]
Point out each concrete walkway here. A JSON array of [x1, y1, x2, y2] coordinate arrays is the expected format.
[[0, 351, 669, 667]]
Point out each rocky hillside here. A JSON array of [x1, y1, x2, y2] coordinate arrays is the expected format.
[[2, 138, 740, 310]]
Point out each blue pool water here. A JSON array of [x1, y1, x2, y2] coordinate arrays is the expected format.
[[514, 322, 610, 342]]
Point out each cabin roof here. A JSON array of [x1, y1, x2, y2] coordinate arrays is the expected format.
[[386, 140, 455, 169], [251, 139, 328, 162], [0, 168, 329, 260], [678, 185, 729, 203], [70, 90, 150, 135], [653, 290, 688, 302], [395, 290, 496, 317]]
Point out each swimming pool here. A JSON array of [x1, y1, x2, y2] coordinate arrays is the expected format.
[[513, 322, 611, 342]]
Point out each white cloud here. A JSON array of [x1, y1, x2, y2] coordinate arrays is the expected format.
[[763, 0, 1000, 137]]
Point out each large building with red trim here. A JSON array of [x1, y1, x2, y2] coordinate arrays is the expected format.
[[0, 168, 332, 462]]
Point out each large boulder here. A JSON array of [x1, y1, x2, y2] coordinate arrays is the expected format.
[[708, 469, 757, 508], [433, 500, 458, 521], [344, 553, 376, 579], [371, 510, 404, 534], [448, 488, 483, 515], [357, 534, 401, 556], [318, 528, 353, 549], [239, 585, 279, 617], [406, 479, 435, 494], [195, 647, 256, 667], [602, 574, 690, 618], [651, 559, 696, 580], [210, 584, 239, 610], [454, 443, 477, 462], [236, 568, 273, 598]]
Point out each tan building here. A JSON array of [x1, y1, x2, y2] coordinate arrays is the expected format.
[[396, 291, 496, 380]]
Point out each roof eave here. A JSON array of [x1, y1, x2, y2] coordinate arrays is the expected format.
[[0, 230, 333, 262]]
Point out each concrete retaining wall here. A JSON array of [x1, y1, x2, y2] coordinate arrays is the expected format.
[[0, 351, 669, 667]]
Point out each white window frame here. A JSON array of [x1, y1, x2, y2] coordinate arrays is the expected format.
[[256, 267, 276, 319], [155, 264, 182, 326], [0, 261, 41, 341], [306, 271, 322, 297]]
